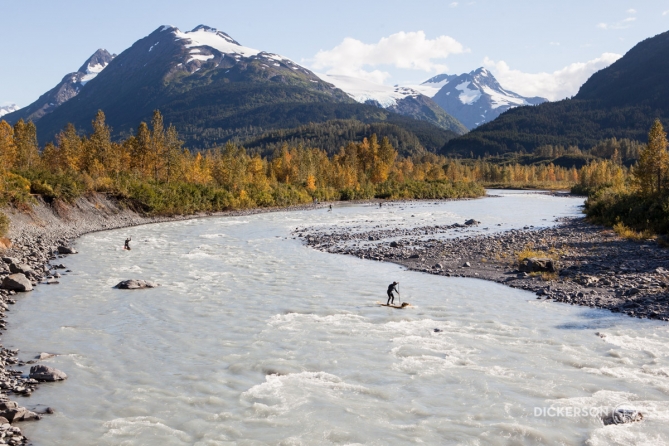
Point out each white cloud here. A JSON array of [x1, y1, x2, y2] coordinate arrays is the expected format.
[[626, 8, 636, 14], [483, 53, 622, 101], [308, 31, 467, 83], [450, 2, 458, 7], [549, 41, 560, 46], [663, 10, 669, 16], [597, 16, 636, 30]]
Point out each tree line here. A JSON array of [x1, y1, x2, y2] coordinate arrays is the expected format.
[[0, 110, 484, 219], [3, 109, 659, 238]]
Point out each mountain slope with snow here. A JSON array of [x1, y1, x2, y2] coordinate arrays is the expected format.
[[318, 73, 467, 134], [4, 49, 115, 124], [0, 104, 19, 118], [409, 73, 458, 98], [427, 68, 546, 130]]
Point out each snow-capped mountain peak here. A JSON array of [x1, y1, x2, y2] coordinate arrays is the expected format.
[[430, 67, 547, 129], [173, 25, 259, 58], [78, 49, 115, 85], [0, 104, 19, 118], [163, 25, 307, 75]]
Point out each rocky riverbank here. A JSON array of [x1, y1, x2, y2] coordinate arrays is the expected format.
[[0, 193, 329, 443], [296, 216, 669, 321]]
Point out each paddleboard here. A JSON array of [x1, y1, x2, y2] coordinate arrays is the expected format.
[[378, 302, 410, 309]]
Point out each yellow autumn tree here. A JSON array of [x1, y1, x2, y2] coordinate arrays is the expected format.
[[635, 119, 669, 195], [0, 121, 16, 172]]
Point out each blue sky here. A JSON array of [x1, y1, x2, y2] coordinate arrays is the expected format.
[[2, 0, 669, 106]]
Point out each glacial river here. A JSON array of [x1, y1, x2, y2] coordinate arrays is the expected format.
[[6, 191, 669, 445]]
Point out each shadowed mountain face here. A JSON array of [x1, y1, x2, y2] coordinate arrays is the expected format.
[[4, 25, 457, 153], [442, 30, 669, 157], [429, 68, 546, 130], [4, 49, 115, 123]]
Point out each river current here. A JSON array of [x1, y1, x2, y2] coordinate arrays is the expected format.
[[5, 191, 669, 445]]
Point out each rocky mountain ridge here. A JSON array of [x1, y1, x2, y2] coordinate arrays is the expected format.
[[4, 49, 115, 123]]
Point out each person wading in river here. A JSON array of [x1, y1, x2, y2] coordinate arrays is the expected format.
[[387, 281, 399, 305], [124, 237, 132, 250]]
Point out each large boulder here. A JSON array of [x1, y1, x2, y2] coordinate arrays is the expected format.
[[114, 279, 160, 290], [0, 401, 40, 422], [57, 246, 77, 254], [29, 365, 67, 382], [519, 257, 556, 273], [9, 263, 32, 275], [1, 257, 18, 265], [1, 274, 33, 292]]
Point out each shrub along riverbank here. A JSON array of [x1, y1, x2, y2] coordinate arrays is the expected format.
[[584, 119, 669, 237]]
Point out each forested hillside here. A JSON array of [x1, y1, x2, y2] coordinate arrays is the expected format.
[[237, 118, 459, 158]]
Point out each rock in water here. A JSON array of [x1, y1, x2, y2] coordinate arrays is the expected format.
[[519, 257, 555, 273], [29, 365, 67, 382], [464, 219, 481, 226], [602, 405, 644, 425], [114, 279, 160, 289], [1, 274, 33, 292], [0, 401, 40, 422], [57, 246, 77, 254]]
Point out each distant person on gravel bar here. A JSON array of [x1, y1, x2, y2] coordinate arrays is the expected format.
[[124, 237, 132, 250], [387, 281, 399, 305]]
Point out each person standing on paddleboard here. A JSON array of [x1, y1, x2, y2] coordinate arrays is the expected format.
[[124, 237, 132, 250], [387, 281, 399, 305]]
